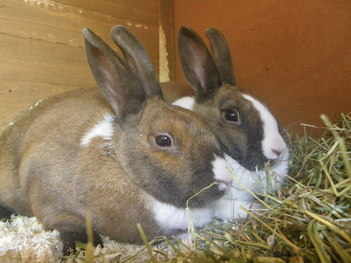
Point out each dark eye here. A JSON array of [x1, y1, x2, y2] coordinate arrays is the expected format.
[[222, 109, 241, 124], [155, 134, 173, 147]]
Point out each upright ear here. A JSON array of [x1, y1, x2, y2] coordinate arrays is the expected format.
[[178, 26, 221, 101], [110, 26, 162, 99], [83, 28, 146, 121], [205, 28, 236, 86]]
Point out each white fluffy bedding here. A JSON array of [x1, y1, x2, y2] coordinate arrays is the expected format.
[[0, 216, 149, 263]]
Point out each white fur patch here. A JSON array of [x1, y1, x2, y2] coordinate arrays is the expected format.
[[80, 114, 114, 146], [212, 155, 232, 191], [225, 152, 289, 194], [213, 152, 289, 221], [150, 198, 214, 232], [242, 94, 288, 160], [172, 96, 195, 110]]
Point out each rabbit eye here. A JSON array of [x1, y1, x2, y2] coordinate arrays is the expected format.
[[155, 134, 173, 147], [222, 109, 241, 124]]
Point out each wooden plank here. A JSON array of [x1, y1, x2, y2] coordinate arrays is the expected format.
[[0, 81, 85, 128], [0, 29, 158, 87], [0, 58, 93, 89], [0, 33, 85, 65], [0, 0, 160, 129], [0, 32, 159, 87], [0, 33, 92, 88], [51, 0, 159, 25], [160, 0, 176, 81], [0, 0, 158, 61]]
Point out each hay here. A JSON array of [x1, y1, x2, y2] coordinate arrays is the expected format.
[[0, 113, 350, 262]]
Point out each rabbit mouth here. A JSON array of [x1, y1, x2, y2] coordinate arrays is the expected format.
[[223, 152, 289, 194], [266, 150, 290, 168]]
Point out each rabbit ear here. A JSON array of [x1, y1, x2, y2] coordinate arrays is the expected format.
[[178, 26, 221, 101], [205, 28, 236, 86], [83, 28, 146, 122], [110, 26, 162, 99]]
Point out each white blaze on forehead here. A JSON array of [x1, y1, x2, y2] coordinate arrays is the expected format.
[[242, 94, 287, 160], [80, 114, 114, 146], [172, 96, 195, 110]]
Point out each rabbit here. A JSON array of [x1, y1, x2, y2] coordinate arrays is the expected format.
[[171, 27, 290, 221], [0, 26, 236, 254]]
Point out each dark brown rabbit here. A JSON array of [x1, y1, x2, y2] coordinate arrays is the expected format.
[[0, 26, 233, 254], [172, 27, 290, 220]]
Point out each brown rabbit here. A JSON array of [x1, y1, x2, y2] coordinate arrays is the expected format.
[[171, 27, 290, 221], [0, 26, 233, 254]]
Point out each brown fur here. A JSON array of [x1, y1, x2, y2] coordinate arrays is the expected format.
[[178, 27, 270, 170], [0, 27, 226, 254]]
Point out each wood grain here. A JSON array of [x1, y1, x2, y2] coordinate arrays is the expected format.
[[0, 0, 159, 128]]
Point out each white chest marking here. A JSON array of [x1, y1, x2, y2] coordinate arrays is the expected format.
[[150, 198, 214, 231], [172, 96, 195, 110], [80, 114, 114, 146]]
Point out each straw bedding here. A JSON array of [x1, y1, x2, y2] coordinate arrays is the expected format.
[[0, 113, 350, 263]]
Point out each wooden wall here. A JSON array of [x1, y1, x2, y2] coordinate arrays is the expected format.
[[0, 0, 160, 128], [173, 0, 351, 134], [2, 1, 349, 135]]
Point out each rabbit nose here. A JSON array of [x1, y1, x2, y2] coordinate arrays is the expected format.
[[271, 148, 282, 157], [262, 134, 288, 160], [268, 146, 288, 161]]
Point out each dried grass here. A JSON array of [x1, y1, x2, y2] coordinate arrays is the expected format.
[[1, 113, 350, 263]]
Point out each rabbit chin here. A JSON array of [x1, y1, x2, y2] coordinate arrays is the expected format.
[[213, 152, 289, 221]]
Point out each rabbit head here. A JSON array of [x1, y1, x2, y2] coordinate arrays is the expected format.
[[83, 26, 232, 209], [0, 26, 239, 254], [174, 27, 289, 176], [172, 27, 290, 222]]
